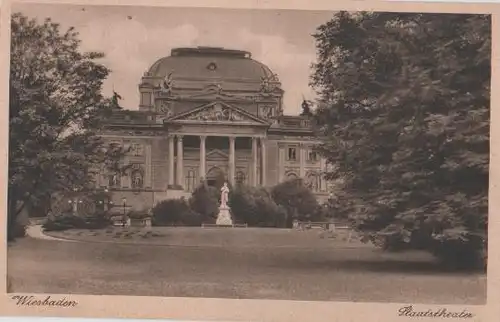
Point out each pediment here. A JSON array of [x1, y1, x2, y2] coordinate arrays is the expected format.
[[206, 149, 228, 161], [168, 101, 270, 125]]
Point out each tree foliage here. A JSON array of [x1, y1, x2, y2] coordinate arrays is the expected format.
[[189, 181, 219, 222], [312, 12, 490, 268], [151, 198, 201, 226], [271, 179, 320, 227], [8, 13, 126, 240], [229, 184, 287, 227]]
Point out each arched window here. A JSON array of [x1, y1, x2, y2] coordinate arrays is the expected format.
[[131, 170, 144, 189], [236, 171, 246, 184], [186, 170, 197, 192], [286, 171, 298, 180]]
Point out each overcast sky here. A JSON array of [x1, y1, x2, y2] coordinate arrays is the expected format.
[[13, 4, 335, 114]]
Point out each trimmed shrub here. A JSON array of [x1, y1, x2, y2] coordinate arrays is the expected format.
[[179, 209, 204, 227], [42, 213, 112, 231], [42, 214, 86, 231], [152, 198, 191, 226], [229, 184, 287, 227], [189, 183, 219, 222]]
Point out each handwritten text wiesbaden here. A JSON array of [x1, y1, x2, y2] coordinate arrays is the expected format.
[[11, 295, 78, 307]]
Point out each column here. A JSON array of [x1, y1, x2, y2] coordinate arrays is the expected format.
[[277, 144, 284, 183], [199, 135, 206, 182], [299, 143, 306, 178], [260, 138, 267, 186], [168, 135, 175, 187], [251, 137, 258, 186], [176, 135, 184, 187], [229, 136, 236, 186], [145, 142, 152, 188]]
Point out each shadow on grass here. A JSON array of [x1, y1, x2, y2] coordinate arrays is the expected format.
[[330, 259, 485, 275], [265, 251, 486, 275]]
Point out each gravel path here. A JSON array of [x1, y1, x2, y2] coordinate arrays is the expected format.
[[26, 225, 75, 242]]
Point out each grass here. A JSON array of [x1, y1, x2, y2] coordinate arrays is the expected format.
[[44, 226, 360, 247], [7, 227, 486, 304]]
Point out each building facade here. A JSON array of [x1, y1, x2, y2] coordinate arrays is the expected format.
[[98, 47, 330, 211]]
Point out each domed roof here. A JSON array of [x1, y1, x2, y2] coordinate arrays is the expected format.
[[147, 47, 276, 80]]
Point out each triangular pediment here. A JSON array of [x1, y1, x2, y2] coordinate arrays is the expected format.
[[168, 101, 270, 125], [206, 149, 228, 161]]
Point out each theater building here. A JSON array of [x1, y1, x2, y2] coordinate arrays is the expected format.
[[98, 47, 330, 210]]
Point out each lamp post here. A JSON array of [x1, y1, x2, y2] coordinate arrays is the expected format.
[[122, 197, 127, 227]]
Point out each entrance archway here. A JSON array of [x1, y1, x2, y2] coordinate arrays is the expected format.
[[205, 166, 226, 187]]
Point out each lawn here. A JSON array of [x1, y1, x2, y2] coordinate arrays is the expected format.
[[7, 227, 486, 304], [43, 226, 363, 248]]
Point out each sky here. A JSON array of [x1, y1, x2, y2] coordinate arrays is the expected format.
[[13, 4, 336, 115]]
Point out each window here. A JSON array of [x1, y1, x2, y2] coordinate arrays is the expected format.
[[186, 170, 197, 192], [130, 143, 143, 156], [287, 147, 297, 161], [286, 172, 298, 180], [236, 171, 246, 184], [108, 173, 121, 188], [131, 170, 144, 189], [307, 150, 318, 162]]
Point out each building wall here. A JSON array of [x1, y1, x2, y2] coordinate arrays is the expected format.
[[151, 137, 169, 190], [99, 133, 329, 210]]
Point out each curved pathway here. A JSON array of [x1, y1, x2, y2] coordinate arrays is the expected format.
[[26, 225, 75, 242]]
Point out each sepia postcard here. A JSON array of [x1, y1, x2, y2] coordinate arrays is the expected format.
[[0, 0, 499, 321]]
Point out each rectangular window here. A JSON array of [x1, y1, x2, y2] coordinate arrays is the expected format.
[[287, 147, 297, 161], [307, 150, 318, 162]]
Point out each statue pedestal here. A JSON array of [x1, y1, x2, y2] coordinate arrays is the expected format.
[[216, 206, 233, 226]]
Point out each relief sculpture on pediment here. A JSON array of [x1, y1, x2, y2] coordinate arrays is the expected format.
[[259, 104, 274, 119], [186, 104, 248, 122]]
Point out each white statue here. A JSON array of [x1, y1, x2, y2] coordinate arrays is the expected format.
[[161, 72, 173, 92], [220, 182, 229, 208], [216, 182, 233, 226]]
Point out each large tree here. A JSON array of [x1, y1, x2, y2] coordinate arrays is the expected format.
[[312, 12, 490, 268], [9, 13, 125, 240], [271, 179, 320, 227]]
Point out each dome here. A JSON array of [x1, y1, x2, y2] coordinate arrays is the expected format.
[[147, 47, 276, 81]]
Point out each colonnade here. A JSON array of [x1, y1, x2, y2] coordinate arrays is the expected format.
[[167, 134, 266, 188]]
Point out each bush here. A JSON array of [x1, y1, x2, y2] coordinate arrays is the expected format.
[[229, 185, 287, 227], [42, 214, 86, 231], [152, 198, 192, 226], [189, 183, 219, 222], [42, 213, 112, 231], [179, 209, 204, 227], [83, 214, 113, 229]]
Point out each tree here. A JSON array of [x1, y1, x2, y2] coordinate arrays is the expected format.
[[311, 12, 490, 268], [229, 184, 286, 227], [271, 178, 320, 227], [8, 13, 126, 240]]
